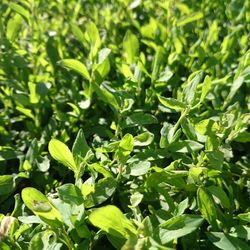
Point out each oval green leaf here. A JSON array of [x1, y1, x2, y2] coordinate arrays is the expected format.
[[158, 95, 186, 112], [60, 59, 90, 80], [48, 139, 77, 173], [21, 187, 63, 227], [88, 205, 137, 239]]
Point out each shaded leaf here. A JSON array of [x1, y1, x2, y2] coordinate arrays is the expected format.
[[57, 184, 84, 206], [129, 161, 151, 176], [134, 131, 154, 146], [84, 177, 117, 208], [207, 232, 249, 250], [0, 175, 15, 196], [156, 214, 204, 244], [122, 112, 158, 128], [72, 129, 90, 162], [197, 187, 218, 229], [168, 140, 204, 153]]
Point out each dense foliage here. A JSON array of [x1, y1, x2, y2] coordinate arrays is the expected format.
[[0, 0, 250, 249]]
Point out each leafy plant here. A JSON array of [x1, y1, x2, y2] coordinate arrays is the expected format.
[[0, 0, 249, 249]]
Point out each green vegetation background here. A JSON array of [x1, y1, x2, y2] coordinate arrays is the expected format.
[[0, 0, 249, 249]]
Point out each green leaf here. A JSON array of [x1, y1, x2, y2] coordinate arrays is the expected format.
[[92, 82, 120, 111], [0, 147, 22, 161], [88, 163, 113, 178], [18, 216, 44, 225], [21, 187, 63, 227], [167, 140, 204, 153], [84, 177, 117, 208], [49, 199, 80, 229], [129, 161, 151, 176], [72, 129, 90, 162], [183, 71, 203, 105], [237, 213, 250, 223], [160, 122, 181, 147], [181, 118, 197, 141], [116, 134, 134, 165], [86, 21, 101, 59], [200, 75, 212, 103], [60, 59, 90, 80], [195, 119, 219, 135], [156, 67, 173, 83], [158, 95, 186, 112], [207, 232, 250, 250], [230, 225, 250, 241], [28, 82, 39, 104], [130, 192, 143, 208], [177, 12, 203, 27], [123, 30, 139, 64], [207, 186, 230, 209], [97, 48, 111, 65], [67, 102, 80, 116], [29, 230, 63, 250], [121, 237, 148, 250], [37, 156, 50, 172], [9, 3, 30, 23], [6, 14, 22, 42], [173, 36, 183, 54], [48, 139, 77, 173], [140, 17, 157, 39], [70, 23, 85, 45], [95, 48, 111, 78], [107, 235, 126, 250], [197, 187, 218, 229], [157, 214, 204, 244], [57, 184, 84, 206], [175, 198, 189, 216], [88, 205, 137, 239], [134, 131, 154, 146], [147, 172, 186, 191], [119, 134, 134, 152], [29, 232, 47, 250], [223, 76, 245, 108], [206, 150, 224, 170], [119, 63, 135, 79], [234, 131, 250, 143], [140, 216, 154, 237], [151, 47, 165, 83], [0, 175, 15, 196], [122, 112, 158, 128], [16, 107, 35, 120], [0, 241, 10, 249]]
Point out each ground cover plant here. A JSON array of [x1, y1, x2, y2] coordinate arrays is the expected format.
[[0, 0, 250, 249]]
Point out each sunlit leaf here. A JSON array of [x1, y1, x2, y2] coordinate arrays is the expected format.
[[60, 59, 90, 80], [21, 188, 63, 227], [89, 205, 137, 239], [48, 139, 77, 173]]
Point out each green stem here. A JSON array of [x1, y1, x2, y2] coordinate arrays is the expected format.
[[115, 113, 122, 138], [60, 229, 75, 249], [116, 164, 124, 182], [74, 170, 83, 188], [173, 108, 189, 134]]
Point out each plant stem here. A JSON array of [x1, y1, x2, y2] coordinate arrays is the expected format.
[[60, 229, 75, 249], [173, 108, 189, 134]]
